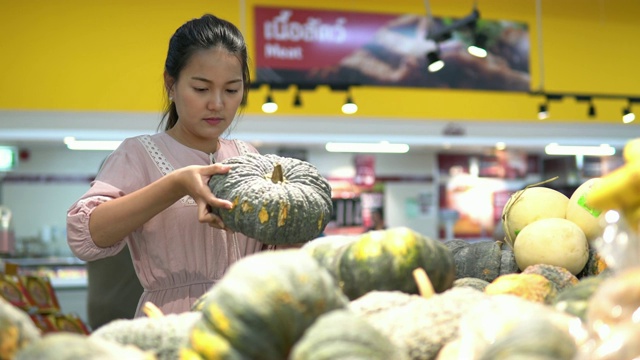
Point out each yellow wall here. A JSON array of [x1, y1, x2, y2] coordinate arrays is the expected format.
[[1, 0, 639, 124]]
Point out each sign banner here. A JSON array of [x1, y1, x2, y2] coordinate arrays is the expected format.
[[254, 6, 530, 91]]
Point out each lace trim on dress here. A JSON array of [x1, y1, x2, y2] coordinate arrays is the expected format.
[[138, 135, 194, 205]]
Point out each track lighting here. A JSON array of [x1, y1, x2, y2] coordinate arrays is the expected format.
[[468, 33, 488, 58], [537, 103, 548, 120], [426, 50, 444, 73], [342, 93, 358, 115], [261, 91, 277, 114], [623, 106, 635, 123], [293, 90, 302, 107], [588, 101, 596, 118]]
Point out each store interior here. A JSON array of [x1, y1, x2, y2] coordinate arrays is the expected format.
[[0, 0, 639, 331]]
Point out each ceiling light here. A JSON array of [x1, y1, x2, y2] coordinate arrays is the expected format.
[[342, 95, 358, 115], [622, 107, 635, 123], [544, 143, 615, 156], [293, 90, 302, 107], [262, 93, 278, 114], [495, 142, 506, 150], [64, 136, 121, 151], [426, 51, 444, 72], [588, 102, 596, 117], [325, 141, 409, 153], [468, 33, 488, 58], [538, 103, 549, 120]]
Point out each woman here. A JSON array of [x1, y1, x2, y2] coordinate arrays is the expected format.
[[67, 14, 267, 317]]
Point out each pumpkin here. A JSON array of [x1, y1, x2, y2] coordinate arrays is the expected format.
[[91, 305, 201, 360], [289, 309, 407, 360], [349, 287, 491, 360], [501, 185, 569, 247], [15, 332, 149, 360], [566, 178, 606, 243], [576, 247, 608, 278], [336, 227, 455, 300], [208, 153, 333, 245], [513, 218, 589, 275], [477, 317, 577, 360], [444, 239, 517, 282], [484, 273, 558, 304], [185, 249, 349, 360], [0, 297, 40, 360], [552, 275, 605, 321], [300, 235, 358, 279], [521, 264, 579, 292], [453, 277, 490, 291]]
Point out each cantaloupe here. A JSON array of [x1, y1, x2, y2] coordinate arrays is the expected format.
[[502, 186, 569, 247], [566, 178, 606, 243], [513, 218, 589, 275]]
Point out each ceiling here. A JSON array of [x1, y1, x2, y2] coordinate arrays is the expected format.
[[0, 110, 636, 155]]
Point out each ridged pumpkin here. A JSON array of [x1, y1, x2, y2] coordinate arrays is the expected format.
[[444, 239, 518, 282], [185, 250, 349, 360], [300, 235, 358, 280], [289, 309, 407, 360], [521, 264, 579, 292], [336, 227, 455, 300], [208, 153, 333, 245], [484, 273, 558, 304]]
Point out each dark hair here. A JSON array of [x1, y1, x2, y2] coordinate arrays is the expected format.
[[159, 14, 251, 131]]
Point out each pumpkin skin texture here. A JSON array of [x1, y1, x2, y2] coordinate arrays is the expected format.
[[444, 239, 503, 282], [208, 153, 333, 245], [15, 332, 149, 360], [337, 227, 455, 300], [301, 235, 358, 280], [453, 277, 490, 291], [478, 318, 577, 360], [187, 250, 349, 360], [576, 247, 608, 278], [552, 275, 605, 321], [521, 264, 579, 292], [289, 309, 408, 360], [484, 273, 558, 304]]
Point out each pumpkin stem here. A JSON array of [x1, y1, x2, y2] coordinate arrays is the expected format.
[[142, 301, 165, 318], [412, 268, 435, 299], [271, 163, 284, 184]]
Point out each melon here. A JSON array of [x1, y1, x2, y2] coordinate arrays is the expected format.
[[502, 186, 569, 247], [566, 178, 606, 243], [513, 218, 589, 275]]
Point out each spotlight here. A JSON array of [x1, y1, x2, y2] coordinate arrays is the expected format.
[[342, 94, 358, 115], [293, 90, 302, 107], [538, 103, 549, 120], [468, 33, 488, 58], [427, 51, 444, 73], [261, 92, 277, 114], [588, 102, 596, 118], [623, 107, 635, 123]]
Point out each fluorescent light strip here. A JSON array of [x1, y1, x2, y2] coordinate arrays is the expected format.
[[64, 137, 122, 151], [544, 143, 616, 156], [325, 142, 409, 153]]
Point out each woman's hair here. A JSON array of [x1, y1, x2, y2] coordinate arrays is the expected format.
[[159, 14, 251, 131]]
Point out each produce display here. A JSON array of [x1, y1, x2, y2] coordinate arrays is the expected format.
[[6, 139, 640, 359], [208, 153, 333, 245]]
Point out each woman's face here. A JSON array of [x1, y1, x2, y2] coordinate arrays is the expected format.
[[167, 47, 244, 152]]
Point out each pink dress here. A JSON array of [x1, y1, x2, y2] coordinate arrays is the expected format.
[[67, 133, 268, 317]]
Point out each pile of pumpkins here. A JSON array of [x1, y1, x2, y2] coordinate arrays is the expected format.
[[4, 147, 640, 359]]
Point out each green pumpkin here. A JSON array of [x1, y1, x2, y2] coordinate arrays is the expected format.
[[289, 309, 407, 360], [521, 264, 579, 292], [576, 247, 608, 278], [186, 250, 349, 360], [208, 153, 333, 245], [444, 240, 519, 282], [337, 227, 455, 300], [552, 275, 604, 321], [300, 235, 358, 280]]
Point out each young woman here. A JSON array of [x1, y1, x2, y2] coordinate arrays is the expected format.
[[67, 14, 268, 317]]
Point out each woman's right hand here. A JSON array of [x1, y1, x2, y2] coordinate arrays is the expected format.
[[173, 164, 234, 229]]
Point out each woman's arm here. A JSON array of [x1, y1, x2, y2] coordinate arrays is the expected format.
[[89, 164, 233, 247]]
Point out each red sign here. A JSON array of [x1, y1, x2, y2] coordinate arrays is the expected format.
[[255, 7, 397, 70]]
